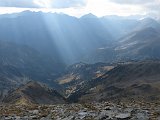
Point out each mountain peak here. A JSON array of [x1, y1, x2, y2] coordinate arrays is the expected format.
[[140, 17, 157, 24], [81, 13, 97, 19]]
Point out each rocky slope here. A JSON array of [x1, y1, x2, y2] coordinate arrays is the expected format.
[[2, 81, 66, 105], [0, 102, 159, 120]]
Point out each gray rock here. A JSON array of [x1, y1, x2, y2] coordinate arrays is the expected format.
[[115, 113, 131, 119]]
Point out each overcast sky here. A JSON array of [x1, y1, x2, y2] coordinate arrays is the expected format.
[[0, 0, 159, 18]]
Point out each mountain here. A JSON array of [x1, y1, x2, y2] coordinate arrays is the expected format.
[[0, 11, 114, 64], [0, 11, 160, 64], [85, 26, 160, 63], [68, 61, 160, 103], [100, 16, 139, 39], [0, 41, 65, 100], [0, 11, 160, 104], [56, 62, 114, 96], [134, 18, 160, 31], [80, 13, 114, 47], [2, 81, 66, 105], [100, 17, 160, 40], [116, 27, 160, 60]]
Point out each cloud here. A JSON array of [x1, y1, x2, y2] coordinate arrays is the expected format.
[[0, 0, 38, 8], [51, 0, 86, 8], [109, 0, 153, 5], [108, 0, 160, 11], [108, 0, 160, 19], [0, 0, 159, 19], [0, 0, 87, 8]]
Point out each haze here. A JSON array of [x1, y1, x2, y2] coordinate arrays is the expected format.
[[0, 0, 159, 18]]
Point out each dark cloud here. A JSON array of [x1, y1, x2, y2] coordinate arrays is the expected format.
[[0, 0, 38, 8], [0, 0, 87, 8]]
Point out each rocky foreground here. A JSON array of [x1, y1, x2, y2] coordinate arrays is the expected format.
[[0, 102, 160, 120]]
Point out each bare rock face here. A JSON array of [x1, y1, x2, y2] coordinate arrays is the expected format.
[[2, 81, 66, 105]]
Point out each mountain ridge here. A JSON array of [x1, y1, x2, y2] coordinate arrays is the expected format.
[[67, 61, 160, 103], [2, 81, 66, 105]]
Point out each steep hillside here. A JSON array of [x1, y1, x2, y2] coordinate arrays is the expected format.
[[86, 27, 160, 63], [2, 81, 66, 105], [116, 27, 160, 60], [68, 61, 160, 103], [134, 18, 160, 32], [0, 41, 65, 100]]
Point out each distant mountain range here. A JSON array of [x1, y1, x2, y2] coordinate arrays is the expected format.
[[0, 11, 160, 105], [0, 11, 159, 64]]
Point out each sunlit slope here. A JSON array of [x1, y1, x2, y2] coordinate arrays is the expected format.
[[85, 27, 160, 63], [68, 61, 160, 103], [55, 62, 114, 96]]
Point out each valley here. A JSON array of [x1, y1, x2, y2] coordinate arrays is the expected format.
[[1, 61, 160, 119], [0, 11, 160, 120]]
